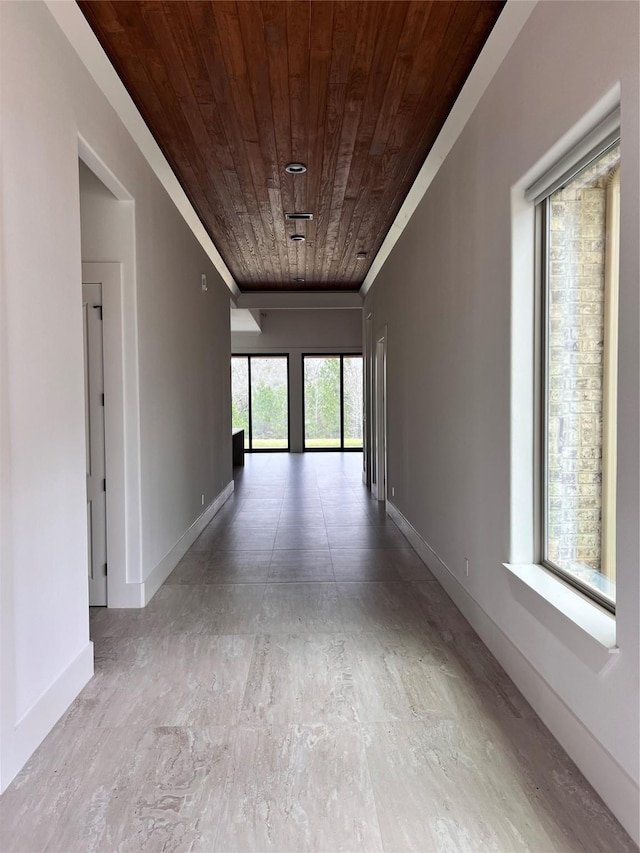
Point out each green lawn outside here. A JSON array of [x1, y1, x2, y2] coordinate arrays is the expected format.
[[305, 437, 363, 449], [251, 438, 289, 449], [242, 437, 364, 450]]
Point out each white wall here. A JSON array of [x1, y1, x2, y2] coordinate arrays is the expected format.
[[0, 1, 232, 791], [365, 0, 639, 840], [232, 309, 362, 452]]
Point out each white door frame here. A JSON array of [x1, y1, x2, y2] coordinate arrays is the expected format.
[[373, 327, 388, 503], [83, 281, 108, 605], [363, 313, 373, 487], [82, 262, 137, 607]]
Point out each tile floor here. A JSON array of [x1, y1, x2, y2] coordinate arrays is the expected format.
[[0, 452, 636, 852]]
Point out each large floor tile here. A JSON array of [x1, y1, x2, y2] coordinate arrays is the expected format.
[[392, 547, 438, 580], [165, 551, 212, 584], [238, 486, 287, 500], [280, 497, 323, 511], [0, 723, 94, 852], [208, 526, 278, 552], [278, 508, 326, 526], [268, 549, 334, 582], [172, 584, 266, 635], [412, 579, 480, 639], [327, 524, 406, 549], [336, 581, 429, 634], [320, 498, 365, 514], [214, 724, 383, 853], [495, 715, 639, 852], [240, 634, 358, 724], [61, 634, 255, 728], [447, 631, 536, 720], [345, 630, 455, 722], [230, 507, 282, 527], [364, 717, 637, 853], [235, 498, 284, 513], [204, 550, 272, 583], [90, 585, 194, 640], [192, 515, 238, 551], [274, 525, 329, 550], [321, 505, 373, 526], [260, 582, 343, 633], [1, 725, 233, 853], [363, 718, 561, 853], [331, 548, 402, 581]]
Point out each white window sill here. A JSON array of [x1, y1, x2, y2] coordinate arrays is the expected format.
[[503, 563, 618, 652]]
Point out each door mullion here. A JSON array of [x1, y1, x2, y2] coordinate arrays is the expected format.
[[247, 356, 253, 451], [340, 356, 345, 450]]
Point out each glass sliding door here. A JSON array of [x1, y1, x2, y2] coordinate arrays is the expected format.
[[231, 356, 250, 449], [304, 356, 341, 448], [303, 354, 363, 450], [343, 356, 364, 448], [231, 355, 290, 451], [250, 357, 289, 449]]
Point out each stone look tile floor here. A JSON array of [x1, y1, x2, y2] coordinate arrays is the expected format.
[[0, 453, 636, 852]]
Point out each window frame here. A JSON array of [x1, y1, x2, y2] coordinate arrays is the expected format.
[[231, 353, 291, 453], [302, 353, 364, 452], [534, 133, 620, 615]]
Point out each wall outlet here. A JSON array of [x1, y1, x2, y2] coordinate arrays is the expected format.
[[465, 557, 469, 577], [201, 274, 208, 293], [201, 493, 205, 506]]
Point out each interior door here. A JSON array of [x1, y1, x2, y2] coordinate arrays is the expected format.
[[83, 282, 107, 606]]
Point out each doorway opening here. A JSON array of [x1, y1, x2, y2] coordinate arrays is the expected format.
[[373, 332, 387, 502], [79, 142, 140, 609]]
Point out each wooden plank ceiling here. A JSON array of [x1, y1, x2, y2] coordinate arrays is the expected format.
[[78, 0, 505, 292]]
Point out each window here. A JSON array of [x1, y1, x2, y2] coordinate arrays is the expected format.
[[303, 355, 363, 450], [531, 117, 620, 612], [231, 355, 290, 451]]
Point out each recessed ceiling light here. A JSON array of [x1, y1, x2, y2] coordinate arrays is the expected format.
[[285, 163, 307, 174], [293, 277, 305, 283], [285, 212, 313, 221], [290, 234, 305, 242], [356, 252, 367, 260]]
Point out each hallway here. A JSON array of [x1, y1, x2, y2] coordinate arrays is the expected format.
[[0, 453, 635, 852]]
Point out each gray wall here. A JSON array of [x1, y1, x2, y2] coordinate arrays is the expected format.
[[1, 0, 232, 790], [364, 0, 638, 837], [232, 309, 362, 452]]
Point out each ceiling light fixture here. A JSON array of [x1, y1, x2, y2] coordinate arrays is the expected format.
[[290, 234, 305, 242], [356, 252, 367, 260], [285, 163, 307, 174], [285, 212, 313, 221], [293, 277, 305, 283]]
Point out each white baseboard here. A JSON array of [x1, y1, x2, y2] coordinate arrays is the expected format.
[[0, 642, 94, 793], [106, 579, 145, 609], [386, 499, 640, 846], [141, 480, 235, 605]]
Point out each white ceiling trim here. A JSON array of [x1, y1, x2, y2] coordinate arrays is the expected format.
[[236, 292, 363, 311], [360, 0, 538, 298], [45, 0, 239, 297]]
